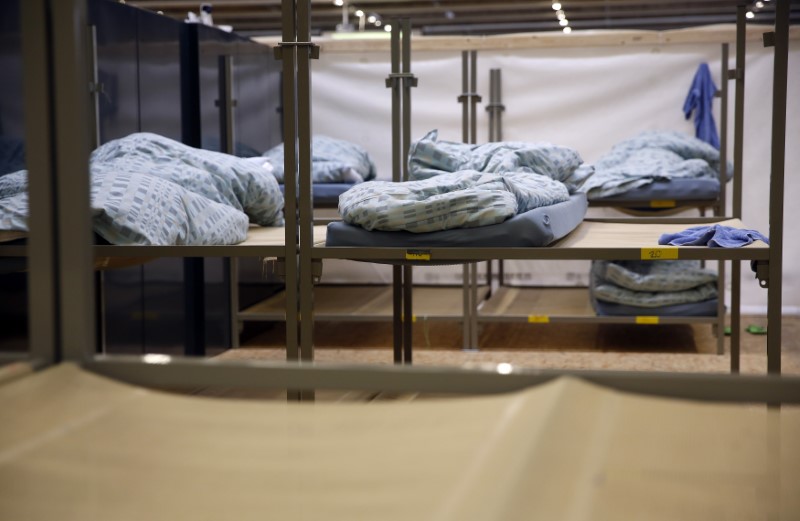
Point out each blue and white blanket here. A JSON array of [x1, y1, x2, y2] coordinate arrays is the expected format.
[[262, 135, 377, 184], [591, 260, 718, 308], [0, 133, 284, 246], [408, 130, 592, 194], [340, 130, 591, 233], [339, 170, 570, 233], [582, 131, 726, 199]]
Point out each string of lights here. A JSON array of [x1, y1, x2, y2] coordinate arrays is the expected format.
[[332, 0, 389, 32]]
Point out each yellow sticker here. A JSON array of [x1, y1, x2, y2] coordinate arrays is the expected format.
[[528, 315, 550, 323], [636, 316, 660, 325], [650, 199, 677, 208], [405, 250, 431, 261], [641, 247, 679, 260], [401, 314, 417, 323]]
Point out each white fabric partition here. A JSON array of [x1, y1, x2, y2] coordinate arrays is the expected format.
[[310, 32, 799, 314]]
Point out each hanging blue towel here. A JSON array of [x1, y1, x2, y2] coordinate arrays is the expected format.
[[683, 63, 720, 150], [659, 224, 769, 248]]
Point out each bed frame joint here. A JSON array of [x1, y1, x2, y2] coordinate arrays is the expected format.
[[762, 31, 776, 48], [273, 42, 320, 60]]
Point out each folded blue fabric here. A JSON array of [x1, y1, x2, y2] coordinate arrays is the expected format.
[[659, 224, 769, 248]]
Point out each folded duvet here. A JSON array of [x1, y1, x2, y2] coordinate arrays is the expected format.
[[339, 170, 570, 233], [582, 131, 726, 199], [0, 133, 284, 245], [591, 260, 718, 308]]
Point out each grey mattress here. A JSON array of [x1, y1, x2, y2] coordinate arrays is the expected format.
[[325, 193, 587, 248], [588, 179, 720, 204]]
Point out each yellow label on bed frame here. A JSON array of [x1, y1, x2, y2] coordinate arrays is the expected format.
[[650, 199, 677, 208], [405, 250, 431, 261], [527, 315, 550, 323], [640, 247, 679, 260], [636, 316, 660, 325], [401, 314, 417, 323]]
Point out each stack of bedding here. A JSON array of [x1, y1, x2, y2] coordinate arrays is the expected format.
[[582, 130, 730, 202], [327, 130, 591, 247], [590, 260, 719, 316]]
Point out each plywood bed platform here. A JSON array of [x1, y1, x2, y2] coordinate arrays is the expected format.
[[1, 363, 797, 520]]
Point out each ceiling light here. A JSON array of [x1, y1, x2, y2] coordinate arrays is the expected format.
[[355, 9, 364, 17], [559, 18, 569, 26], [563, 26, 572, 34], [333, 0, 343, 5], [384, 24, 392, 32], [755, 0, 764, 6], [745, 10, 755, 18], [367, 14, 377, 23], [556, 10, 565, 19], [552, 2, 561, 10]]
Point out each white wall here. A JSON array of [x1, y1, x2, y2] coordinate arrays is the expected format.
[[310, 36, 800, 314]]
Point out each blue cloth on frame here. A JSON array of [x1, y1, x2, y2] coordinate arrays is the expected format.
[[658, 225, 769, 248], [683, 63, 720, 149]]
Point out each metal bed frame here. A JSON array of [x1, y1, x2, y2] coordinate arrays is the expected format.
[[2, 0, 795, 406]]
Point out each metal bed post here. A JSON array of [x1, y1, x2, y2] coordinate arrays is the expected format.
[[458, 50, 481, 351], [297, 0, 318, 371], [275, 0, 300, 370], [22, 0, 96, 363], [765, 0, 789, 375], [385, 19, 417, 364], [486, 68, 506, 290], [715, 43, 729, 359], [729, 5, 747, 372], [401, 19, 414, 364], [389, 20, 403, 363]]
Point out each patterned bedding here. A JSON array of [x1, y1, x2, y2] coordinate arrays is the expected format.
[[408, 130, 592, 194], [338, 130, 590, 233], [582, 131, 726, 199], [0, 133, 284, 246], [590, 260, 718, 308], [262, 135, 377, 184]]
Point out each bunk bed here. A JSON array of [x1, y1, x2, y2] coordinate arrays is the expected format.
[[1, 0, 797, 518], [471, 44, 738, 355], [302, 7, 784, 373]]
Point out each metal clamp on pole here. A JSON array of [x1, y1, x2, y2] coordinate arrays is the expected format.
[[384, 72, 418, 88], [753, 260, 769, 289], [763, 31, 776, 48], [273, 41, 320, 60]]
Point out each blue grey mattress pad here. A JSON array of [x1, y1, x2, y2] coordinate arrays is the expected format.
[[325, 193, 587, 248], [592, 296, 719, 317], [587, 178, 720, 203]]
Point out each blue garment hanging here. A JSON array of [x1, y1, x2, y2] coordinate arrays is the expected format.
[[683, 63, 720, 149]]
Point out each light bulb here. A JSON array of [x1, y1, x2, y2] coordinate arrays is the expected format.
[[333, 0, 343, 5], [375, 20, 382, 26], [755, 1, 764, 7], [355, 9, 364, 17], [552, 2, 561, 10], [563, 26, 572, 34], [559, 18, 569, 26], [557, 10, 565, 20], [745, 10, 754, 18], [367, 15, 376, 23], [384, 24, 392, 32]]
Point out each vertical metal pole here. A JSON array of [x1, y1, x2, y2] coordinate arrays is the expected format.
[[401, 19, 413, 364], [767, 0, 789, 375], [495, 69, 503, 141], [460, 51, 471, 351], [230, 258, 240, 348], [469, 51, 478, 144], [461, 51, 469, 143], [719, 43, 729, 218], [279, 0, 299, 364], [22, 0, 58, 365], [297, 0, 315, 369], [389, 20, 402, 363], [51, 0, 96, 361], [731, 261, 740, 373], [470, 262, 478, 349], [716, 43, 729, 358], [733, 5, 745, 220]]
